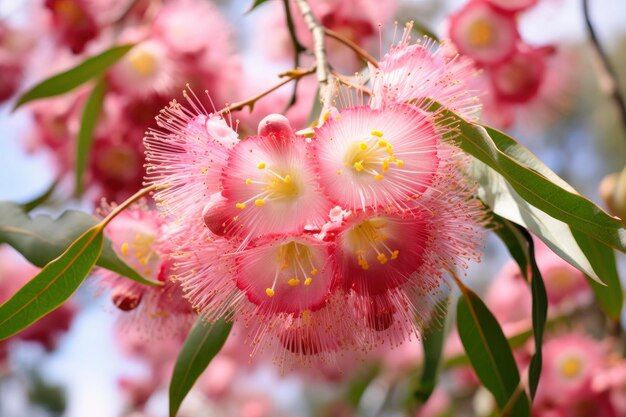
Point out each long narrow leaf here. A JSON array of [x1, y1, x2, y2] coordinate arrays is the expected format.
[[169, 317, 232, 417], [522, 229, 547, 401], [0, 202, 160, 286], [0, 227, 103, 340], [14, 44, 133, 109], [414, 297, 449, 403], [431, 106, 626, 254], [456, 285, 531, 416], [75, 78, 106, 197], [572, 230, 623, 320]]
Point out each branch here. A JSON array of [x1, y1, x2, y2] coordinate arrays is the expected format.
[[293, 0, 334, 123], [582, 0, 626, 141], [324, 28, 379, 68], [217, 67, 316, 116], [282, 0, 306, 109]]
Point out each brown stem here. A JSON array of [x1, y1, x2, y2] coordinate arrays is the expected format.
[[99, 184, 160, 228], [332, 70, 373, 95], [324, 28, 379, 69], [582, 0, 626, 141], [293, 0, 334, 123], [216, 67, 316, 116], [281, 0, 306, 110]]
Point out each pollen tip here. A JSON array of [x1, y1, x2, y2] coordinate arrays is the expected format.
[[245, 178, 252, 185], [254, 199, 265, 207], [391, 250, 399, 260], [304, 277, 312, 286], [310, 268, 318, 276], [371, 130, 384, 137], [265, 288, 275, 297], [288, 278, 300, 286], [358, 142, 368, 151], [235, 203, 246, 209], [120, 242, 129, 256], [257, 162, 266, 169], [375, 174, 384, 180]]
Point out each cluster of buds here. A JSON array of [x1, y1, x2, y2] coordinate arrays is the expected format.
[[144, 26, 485, 366]]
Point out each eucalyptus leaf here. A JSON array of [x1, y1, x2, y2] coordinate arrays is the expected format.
[[75, 78, 106, 197], [430, 106, 626, 255], [14, 44, 133, 109], [0, 227, 103, 340], [572, 230, 623, 320], [169, 317, 232, 417], [414, 296, 449, 404], [457, 286, 530, 416], [0, 202, 159, 286]]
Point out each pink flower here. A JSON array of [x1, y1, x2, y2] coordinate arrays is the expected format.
[[485, 0, 538, 13], [370, 32, 480, 118], [44, 0, 100, 54], [534, 333, 606, 410], [313, 104, 440, 211], [448, 0, 519, 65], [98, 201, 195, 336]]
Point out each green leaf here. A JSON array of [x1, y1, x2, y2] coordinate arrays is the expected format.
[[490, 218, 547, 400], [0, 226, 103, 340], [14, 44, 134, 109], [522, 229, 547, 401], [487, 213, 530, 279], [170, 317, 232, 417], [20, 180, 59, 212], [472, 158, 604, 283], [432, 106, 626, 255], [246, 0, 270, 13], [457, 287, 531, 416], [414, 297, 449, 403], [572, 230, 623, 320], [75, 78, 106, 197], [0, 202, 160, 286]]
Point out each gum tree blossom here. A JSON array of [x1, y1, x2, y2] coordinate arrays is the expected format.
[[145, 28, 484, 366], [97, 201, 195, 336]]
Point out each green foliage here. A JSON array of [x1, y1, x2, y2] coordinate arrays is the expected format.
[[456, 284, 531, 416], [14, 44, 133, 109], [169, 317, 233, 417], [0, 227, 103, 340], [0, 202, 159, 286], [414, 296, 449, 404], [572, 230, 624, 320], [75, 78, 107, 197]]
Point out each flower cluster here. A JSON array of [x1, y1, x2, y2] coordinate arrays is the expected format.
[[447, 0, 574, 128], [145, 28, 484, 367]]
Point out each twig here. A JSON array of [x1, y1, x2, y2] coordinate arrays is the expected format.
[[324, 28, 379, 68], [216, 67, 316, 116], [282, 0, 306, 110], [100, 184, 160, 228], [332, 70, 373, 95], [583, 0, 626, 141], [293, 0, 333, 123]]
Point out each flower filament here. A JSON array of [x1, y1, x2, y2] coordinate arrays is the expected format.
[[347, 219, 400, 270], [235, 162, 299, 209], [344, 130, 404, 180], [120, 232, 159, 276], [265, 242, 318, 297]]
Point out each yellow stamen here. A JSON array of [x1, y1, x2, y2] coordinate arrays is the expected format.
[[358, 142, 368, 151], [310, 268, 318, 276], [255, 199, 265, 207], [284, 175, 292, 184], [378, 139, 388, 147], [375, 174, 384, 180], [245, 178, 252, 185], [200, 167, 207, 174], [235, 203, 246, 209], [377, 253, 388, 264], [257, 162, 266, 169], [304, 131, 315, 138], [265, 288, 275, 297], [396, 159, 404, 168], [288, 278, 301, 286], [304, 277, 312, 286], [354, 161, 364, 172], [120, 242, 129, 256], [139, 258, 148, 266], [337, 170, 342, 175], [371, 130, 384, 137], [382, 160, 389, 172], [391, 250, 399, 260]]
